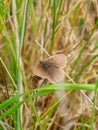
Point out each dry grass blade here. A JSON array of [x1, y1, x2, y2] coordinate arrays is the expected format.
[[1, 0, 98, 130]]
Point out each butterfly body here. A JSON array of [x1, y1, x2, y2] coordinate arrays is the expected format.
[[33, 54, 66, 83], [40, 61, 50, 71]]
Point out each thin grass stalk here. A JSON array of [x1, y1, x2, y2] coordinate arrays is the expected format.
[[50, 0, 62, 53], [81, 104, 85, 130], [91, 80, 98, 130], [80, 0, 91, 40], [29, 0, 37, 34], [74, 54, 98, 81], [50, 0, 56, 53], [56, 0, 62, 25], [12, 0, 29, 129], [19, 1, 44, 129], [70, 27, 95, 76], [0, 57, 17, 89], [70, 0, 91, 75], [12, 0, 23, 129]]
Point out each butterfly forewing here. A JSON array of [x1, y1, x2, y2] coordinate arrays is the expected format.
[[45, 54, 66, 68], [33, 64, 49, 79]]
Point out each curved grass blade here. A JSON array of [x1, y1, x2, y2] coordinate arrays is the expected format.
[[74, 54, 98, 81], [50, 0, 63, 52], [0, 83, 96, 121], [70, 27, 95, 76], [0, 100, 24, 120], [91, 80, 98, 130], [0, 93, 25, 110]]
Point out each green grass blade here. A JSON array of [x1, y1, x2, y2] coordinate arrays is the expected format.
[[0, 83, 96, 122], [74, 54, 98, 81], [70, 27, 95, 75], [0, 93, 25, 110], [70, 0, 92, 75], [80, 0, 91, 40], [50, 0, 56, 52], [71, 2, 81, 26], [19, 0, 28, 50], [29, 0, 37, 34], [0, 100, 24, 120], [16, 0, 28, 130], [34, 83, 96, 97], [91, 80, 98, 130], [50, 0, 62, 52]]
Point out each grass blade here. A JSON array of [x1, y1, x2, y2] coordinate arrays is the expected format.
[[91, 80, 98, 130], [74, 54, 98, 81]]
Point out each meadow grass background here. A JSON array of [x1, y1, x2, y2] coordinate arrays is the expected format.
[[0, 0, 98, 130]]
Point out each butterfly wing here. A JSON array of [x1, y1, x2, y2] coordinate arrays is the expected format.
[[45, 54, 66, 68], [33, 63, 65, 83], [33, 64, 49, 79], [45, 65, 65, 83], [33, 54, 66, 83]]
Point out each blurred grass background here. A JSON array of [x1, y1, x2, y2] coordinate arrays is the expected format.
[[0, 0, 98, 130]]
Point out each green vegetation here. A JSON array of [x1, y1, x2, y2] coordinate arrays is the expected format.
[[0, 0, 98, 130]]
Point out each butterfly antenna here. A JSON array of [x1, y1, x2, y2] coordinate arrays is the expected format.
[[35, 40, 50, 57]]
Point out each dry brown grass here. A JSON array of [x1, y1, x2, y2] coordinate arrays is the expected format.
[[0, 0, 98, 130]]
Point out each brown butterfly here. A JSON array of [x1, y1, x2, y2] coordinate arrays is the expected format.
[[33, 54, 66, 83]]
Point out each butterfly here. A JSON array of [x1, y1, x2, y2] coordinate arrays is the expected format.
[[33, 54, 66, 83]]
